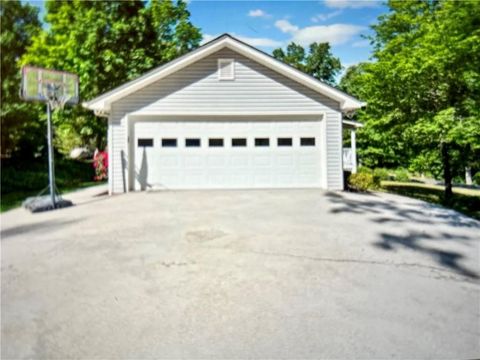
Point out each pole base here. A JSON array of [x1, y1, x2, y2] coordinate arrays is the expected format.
[[23, 195, 74, 213]]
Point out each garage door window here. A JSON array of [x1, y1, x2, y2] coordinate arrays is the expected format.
[[162, 138, 177, 147], [255, 138, 269, 147], [185, 138, 201, 147], [232, 138, 247, 147], [138, 138, 153, 147], [300, 137, 315, 146], [209, 138, 224, 147], [277, 138, 292, 147]]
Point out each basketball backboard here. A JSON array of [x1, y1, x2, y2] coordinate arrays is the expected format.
[[20, 66, 79, 107]]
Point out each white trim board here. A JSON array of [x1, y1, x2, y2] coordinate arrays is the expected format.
[[129, 110, 328, 117]]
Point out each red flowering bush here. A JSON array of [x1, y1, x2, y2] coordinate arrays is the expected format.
[[93, 149, 108, 181]]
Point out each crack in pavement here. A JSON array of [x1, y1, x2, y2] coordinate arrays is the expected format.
[[239, 249, 480, 284]]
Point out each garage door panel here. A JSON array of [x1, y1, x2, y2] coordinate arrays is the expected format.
[[207, 154, 227, 167], [299, 154, 318, 166], [276, 122, 296, 132], [159, 155, 180, 167], [229, 173, 251, 186], [275, 174, 295, 187], [183, 155, 204, 168], [252, 155, 272, 167], [230, 155, 249, 167], [297, 173, 318, 184], [208, 173, 228, 185], [229, 122, 250, 132], [276, 154, 295, 167], [133, 119, 322, 190], [253, 173, 272, 186], [183, 170, 205, 186]]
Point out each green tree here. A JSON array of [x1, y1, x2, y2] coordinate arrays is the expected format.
[[21, 0, 201, 154], [338, 63, 369, 100], [272, 43, 306, 72], [273, 42, 341, 85], [0, 0, 41, 158], [341, 0, 480, 203], [340, 62, 410, 168]]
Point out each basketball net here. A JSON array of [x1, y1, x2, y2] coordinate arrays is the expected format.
[[42, 82, 72, 110]]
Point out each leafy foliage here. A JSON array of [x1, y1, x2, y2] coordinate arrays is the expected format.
[[347, 172, 380, 192], [20, 0, 201, 154], [373, 168, 390, 181], [393, 168, 410, 182], [0, 0, 42, 158], [473, 172, 480, 186], [340, 0, 480, 201], [273, 42, 342, 85]]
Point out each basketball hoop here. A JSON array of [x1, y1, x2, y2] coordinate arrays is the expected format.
[[41, 82, 73, 111], [20, 66, 79, 212]]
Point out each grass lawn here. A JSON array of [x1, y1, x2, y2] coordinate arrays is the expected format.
[[1, 181, 103, 212], [381, 181, 480, 221], [1, 157, 106, 213]]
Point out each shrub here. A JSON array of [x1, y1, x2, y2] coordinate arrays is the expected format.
[[1, 157, 94, 195], [357, 166, 373, 175], [394, 168, 410, 182], [453, 176, 465, 185], [348, 172, 380, 192], [373, 168, 390, 181], [473, 172, 480, 186]]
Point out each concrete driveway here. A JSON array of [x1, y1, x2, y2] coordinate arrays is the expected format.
[[1, 186, 479, 359]]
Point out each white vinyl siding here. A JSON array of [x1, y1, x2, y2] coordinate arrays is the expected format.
[[326, 112, 343, 190], [108, 48, 343, 193], [109, 108, 128, 193], [113, 48, 339, 113]]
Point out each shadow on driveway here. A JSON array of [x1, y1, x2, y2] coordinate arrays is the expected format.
[[1, 218, 82, 240], [326, 191, 480, 279]]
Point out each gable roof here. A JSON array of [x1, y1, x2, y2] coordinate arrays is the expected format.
[[83, 34, 366, 114]]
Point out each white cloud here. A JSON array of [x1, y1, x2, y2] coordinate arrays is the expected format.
[[201, 33, 282, 48], [324, 0, 380, 9], [274, 19, 299, 34], [293, 24, 365, 46], [232, 33, 282, 47], [275, 20, 365, 46], [201, 34, 217, 44], [352, 39, 370, 47], [248, 9, 271, 18], [311, 10, 342, 23]]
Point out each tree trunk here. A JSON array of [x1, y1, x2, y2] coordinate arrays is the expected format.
[[442, 142, 453, 205]]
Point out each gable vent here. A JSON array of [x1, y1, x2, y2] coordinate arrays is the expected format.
[[218, 59, 235, 80]]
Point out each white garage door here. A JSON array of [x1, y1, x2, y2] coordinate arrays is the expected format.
[[132, 120, 323, 190]]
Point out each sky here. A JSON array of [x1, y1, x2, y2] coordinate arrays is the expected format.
[[25, 0, 388, 71]]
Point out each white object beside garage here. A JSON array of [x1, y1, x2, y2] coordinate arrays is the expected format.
[[83, 34, 365, 194]]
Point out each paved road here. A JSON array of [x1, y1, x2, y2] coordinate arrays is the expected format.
[[2, 186, 479, 359]]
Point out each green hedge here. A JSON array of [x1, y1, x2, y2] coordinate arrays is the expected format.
[[1, 157, 95, 194]]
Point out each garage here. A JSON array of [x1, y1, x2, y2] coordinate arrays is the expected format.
[[132, 118, 324, 190], [83, 34, 364, 194]]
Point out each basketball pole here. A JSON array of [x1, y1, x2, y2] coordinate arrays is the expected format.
[[46, 101, 56, 208]]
